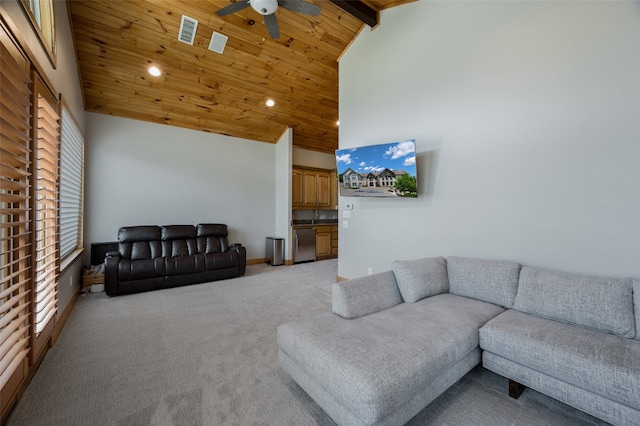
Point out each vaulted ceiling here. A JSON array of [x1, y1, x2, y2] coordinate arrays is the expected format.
[[67, 0, 414, 154]]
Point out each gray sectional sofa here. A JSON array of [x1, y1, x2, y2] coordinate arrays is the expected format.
[[277, 256, 640, 426]]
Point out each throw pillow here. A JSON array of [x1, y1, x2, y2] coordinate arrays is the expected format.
[[447, 257, 521, 308], [391, 256, 449, 303], [514, 266, 636, 338]]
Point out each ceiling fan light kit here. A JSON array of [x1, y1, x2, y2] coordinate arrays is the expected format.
[[251, 0, 278, 15], [215, 0, 321, 39]]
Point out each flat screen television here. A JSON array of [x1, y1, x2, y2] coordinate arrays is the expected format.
[[335, 139, 417, 198]]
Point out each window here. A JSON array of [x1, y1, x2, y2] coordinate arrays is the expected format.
[[0, 23, 32, 407], [59, 106, 84, 258], [1, 16, 72, 422], [20, 0, 55, 65]]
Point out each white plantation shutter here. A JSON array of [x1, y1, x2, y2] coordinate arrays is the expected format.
[[59, 106, 83, 258], [0, 23, 32, 401], [31, 76, 59, 357]]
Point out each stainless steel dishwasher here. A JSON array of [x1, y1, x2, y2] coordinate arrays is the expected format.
[[294, 227, 316, 263]]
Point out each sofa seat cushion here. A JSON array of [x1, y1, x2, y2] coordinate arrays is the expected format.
[[479, 309, 640, 411], [117, 258, 165, 281], [278, 294, 504, 424], [203, 252, 236, 270], [164, 254, 205, 276]]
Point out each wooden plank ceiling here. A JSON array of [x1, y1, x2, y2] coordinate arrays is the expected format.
[[68, 0, 414, 153]]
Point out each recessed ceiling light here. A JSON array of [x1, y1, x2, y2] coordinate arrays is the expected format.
[[336, 120, 340, 126], [265, 99, 275, 107], [148, 66, 161, 77]]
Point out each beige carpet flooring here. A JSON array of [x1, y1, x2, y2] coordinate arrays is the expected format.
[[7, 259, 608, 426]]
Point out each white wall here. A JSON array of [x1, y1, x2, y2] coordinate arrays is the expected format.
[[293, 147, 336, 169], [338, 1, 640, 279], [85, 113, 277, 260], [275, 129, 293, 260]]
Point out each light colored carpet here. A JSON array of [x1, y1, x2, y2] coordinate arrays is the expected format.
[[7, 259, 608, 426]]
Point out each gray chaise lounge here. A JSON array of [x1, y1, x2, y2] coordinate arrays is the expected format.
[[277, 256, 640, 426]]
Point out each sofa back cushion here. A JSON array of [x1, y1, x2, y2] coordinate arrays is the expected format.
[[161, 225, 197, 257], [391, 257, 449, 303], [118, 226, 162, 261], [333, 271, 403, 319], [196, 223, 229, 254], [514, 266, 636, 338], [447, 257, 521, 308]]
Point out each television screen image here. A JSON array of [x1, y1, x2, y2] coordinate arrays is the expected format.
[[335, 139, 417, 198]]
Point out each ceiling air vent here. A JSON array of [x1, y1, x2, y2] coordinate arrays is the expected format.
[[208, 32, 228, 54], [178, 15, 198, 45]]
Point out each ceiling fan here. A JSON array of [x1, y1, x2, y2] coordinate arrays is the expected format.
[[215, 0, 321, 39]]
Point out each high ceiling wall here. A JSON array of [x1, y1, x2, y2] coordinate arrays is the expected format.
[[338, 1, 640, 279]]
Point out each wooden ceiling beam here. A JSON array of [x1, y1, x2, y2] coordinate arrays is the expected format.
[[329, 1, 378, 28]]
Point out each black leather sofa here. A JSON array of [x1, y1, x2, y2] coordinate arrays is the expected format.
[[105, 224, 246, 296]]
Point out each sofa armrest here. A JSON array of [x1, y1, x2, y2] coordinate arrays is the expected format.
[[104, 251, 121, 296], [230, 243, 246, 275], [332, 270, 403, 319]]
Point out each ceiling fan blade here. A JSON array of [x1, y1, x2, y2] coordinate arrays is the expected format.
[[280, 0, 321, 16], [264, 13, 280, 39], [215, 0, 251, 17]]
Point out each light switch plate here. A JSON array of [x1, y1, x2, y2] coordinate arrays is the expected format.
[[342, 220, 349, 229], [343, 210, 350, 218]]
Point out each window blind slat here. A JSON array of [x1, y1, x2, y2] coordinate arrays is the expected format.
[[35, 284, 55, 307], [0, 115, 30, 145], [0, 221, 29, 230], [0, 321, 28, 363], [0, 147, 29, 169], [0, 42, 30, 85], [0, 131, 30, 155], [0, 78, 30, 109], [0, 74, 29, 105], [0, 271, 30, 296], [0, 163, 29, 180], [0, 293, 29, 318], [0, 178, 29, 193], [0, 192, 26, 204], [0, 342, 29, 390]]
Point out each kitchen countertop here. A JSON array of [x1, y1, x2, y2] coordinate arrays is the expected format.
[[291, 220, 338, 228]]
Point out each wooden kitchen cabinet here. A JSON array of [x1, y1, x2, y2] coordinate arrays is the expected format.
[[292, 167, 334, 209], [316, 172, 331, 208], [330, 170, 338, 209], [331, 225, 338, 257], [316, 226, 332, 259], [302, 170, 318, 207], [292, 169, 303, 206]]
